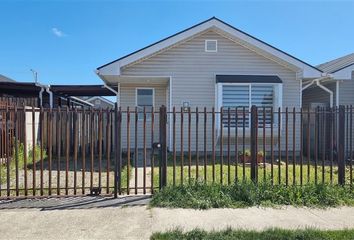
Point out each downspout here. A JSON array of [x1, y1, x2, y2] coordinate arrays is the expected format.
[[315, 80, 333, 107], [38, 87, 44, 107], [301, 76, 334, 108], [298, 71, 302, 108], [103, 83, 119, 107], [35, 81, 53, 108], [45, 86, 53, 108], [336, 81, 340, 107]]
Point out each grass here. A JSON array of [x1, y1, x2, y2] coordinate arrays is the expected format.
[[150, 153, 353, 186], [151, 228, 354, 240], [152, 163, 352, 188], [150, 180, 354, 209], [120, 165, 131, 192]]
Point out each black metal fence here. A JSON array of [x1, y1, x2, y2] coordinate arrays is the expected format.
[[0, 104, 353, 199]]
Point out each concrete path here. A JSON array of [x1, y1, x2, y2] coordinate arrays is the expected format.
[[129, 167, 152, 194], [128, 150, 153, 194], [0, 197, 354, 239]]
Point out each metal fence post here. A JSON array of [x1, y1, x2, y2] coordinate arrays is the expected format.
[[114, 104, 122, 198], [159, 105, 168, 189], [338, 105, 345, 185], [250, 105, 258, 183]]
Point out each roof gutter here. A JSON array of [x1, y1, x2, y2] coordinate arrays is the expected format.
[[301, 75, 334, 107]]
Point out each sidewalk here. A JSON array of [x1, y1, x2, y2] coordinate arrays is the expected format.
[[0, 196, 353, 239]]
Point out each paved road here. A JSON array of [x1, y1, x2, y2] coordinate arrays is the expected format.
[[0, 196, 354, 239]]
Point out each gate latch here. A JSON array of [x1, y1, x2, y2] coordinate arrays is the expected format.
[[152, 142, 161, 149]]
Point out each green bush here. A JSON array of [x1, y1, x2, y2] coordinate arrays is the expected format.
[[13, 142, 46, 168], [150, 180, 354, 209], [24, 144, 46, 166]]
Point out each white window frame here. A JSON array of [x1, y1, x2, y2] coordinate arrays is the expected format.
[[219, 82, 282, 130], [135, 87, 155, 120], [205, 40, 217, 52]]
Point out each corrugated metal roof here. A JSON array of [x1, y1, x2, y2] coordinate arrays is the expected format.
[[317, 52, 354, 73], [0, 74, 16, 82]]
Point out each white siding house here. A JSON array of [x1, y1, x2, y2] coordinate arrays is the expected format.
[[96, 17, 323, 152]]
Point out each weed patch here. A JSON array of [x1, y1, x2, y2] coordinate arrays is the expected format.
[[151, 180, 354, 209], [0, 142, 45, 184], [151, 228, 354, 240]]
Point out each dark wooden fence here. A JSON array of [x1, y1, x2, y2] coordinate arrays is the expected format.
[[0, 104, 353, 199]]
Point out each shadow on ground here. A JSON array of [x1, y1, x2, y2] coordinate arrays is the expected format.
[[0, 195, 151, 211]]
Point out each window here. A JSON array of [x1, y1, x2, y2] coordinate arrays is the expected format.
[[136, 88, 154, 120], [221, 84, 281, 128], [222, 85, 250, 127], [205, 40, 217, 52], [251, 85, 274, 127]]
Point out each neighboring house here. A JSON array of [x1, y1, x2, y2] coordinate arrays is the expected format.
[[302, 53, 354, 156], [303, 53, 354, 109], [96, 17, 325, 151], [81, 96, 115, 109]]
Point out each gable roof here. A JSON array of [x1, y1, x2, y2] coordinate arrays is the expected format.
[[97, 17, 322, 78], [317, 52, 354, 73], [86, 96, 115, 106]]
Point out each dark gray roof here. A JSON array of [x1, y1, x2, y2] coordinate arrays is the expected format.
[[0, 82, 116, 97], [0, 74, 16, 82], [216, 75, 282, 83], [317, 53, 354, 73]]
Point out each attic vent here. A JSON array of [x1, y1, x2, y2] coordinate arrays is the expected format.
[[205, 40, 217, 52]]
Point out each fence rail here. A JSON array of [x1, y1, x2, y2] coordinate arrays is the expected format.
[[0, 104, 353, 199]]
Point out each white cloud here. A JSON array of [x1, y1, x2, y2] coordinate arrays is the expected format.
[[51, 27, 66, 37]]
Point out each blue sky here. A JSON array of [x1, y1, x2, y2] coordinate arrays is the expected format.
[[1, 0, 354, 85]]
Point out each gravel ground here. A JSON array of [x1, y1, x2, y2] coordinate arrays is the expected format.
[[0, 155, 153, 196], [1, 169, 116, 196]]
